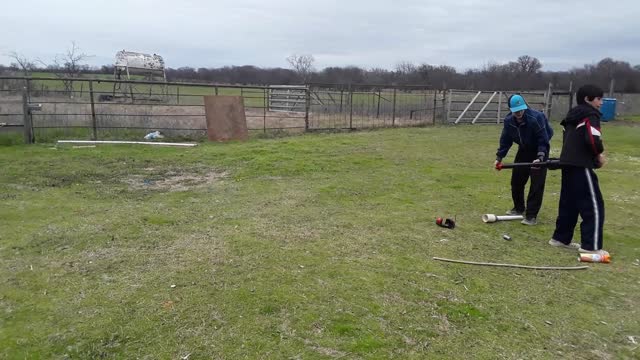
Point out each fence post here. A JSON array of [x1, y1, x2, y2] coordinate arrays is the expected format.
[[349, 86, 354, 129], [376, 89, 381, 118], [392, 88, 397, 126], [568, 81, 574, 111], [304, 86, 311, 131], [177, 86, 180, 105], [543, 83, 552, 117], [432, 90, 437, 125], [608, 78, 615, 98], [547, 85, 554, 120], [445, 89, 452, 123], [129, 82, 135, 103], [263, 88, 267, 133], [89, 80, 97, 140], [441, 89, 447, 124], [26, 78, 31, 101], [22, 86, 34, 144]]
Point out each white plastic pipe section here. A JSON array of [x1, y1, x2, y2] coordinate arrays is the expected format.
[[482, 214, 524, 223]]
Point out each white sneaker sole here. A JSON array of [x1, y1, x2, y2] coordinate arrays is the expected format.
[[578, 248, 609, 255], [549, 239, 580, 249]]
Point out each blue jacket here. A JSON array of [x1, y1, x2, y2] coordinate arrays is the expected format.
[[496, 109, 552, 161]]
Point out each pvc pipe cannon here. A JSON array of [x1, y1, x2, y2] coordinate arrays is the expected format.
[[495, 159, 561, 171], [482, 214, 524, 223]]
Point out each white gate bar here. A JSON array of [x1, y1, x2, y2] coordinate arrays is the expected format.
[[472, 92, 497, 124], [455, 91, 482, 124]]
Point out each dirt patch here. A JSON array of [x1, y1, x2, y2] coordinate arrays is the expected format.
[[123, 170, 228, 191]]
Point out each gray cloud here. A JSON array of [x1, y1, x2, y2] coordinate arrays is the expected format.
[[2, 0, 639, 71]]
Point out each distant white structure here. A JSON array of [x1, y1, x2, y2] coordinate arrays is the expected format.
[[114, 50, 166, 81], [115, 51, 166, 74], [110, 50, 167, 102]]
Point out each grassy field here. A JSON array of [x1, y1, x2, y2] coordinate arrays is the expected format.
[[1, 124, 639, 359], [619, 115, 640, 122]]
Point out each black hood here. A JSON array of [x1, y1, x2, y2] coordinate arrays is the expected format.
[[561, 104, 601, 126]]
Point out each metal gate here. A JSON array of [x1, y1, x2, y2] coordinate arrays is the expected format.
[[268, 85, 308, 112], [0, 82, 38, 144], [446, 88, 552, 124]]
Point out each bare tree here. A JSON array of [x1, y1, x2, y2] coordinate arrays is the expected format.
[[50, 41, 92, 96], [395, 61, 416, 74], [7, 51, 37, 76], [286, 54, 315, 83], [515, 55, 542, 74], [415, 64, 432, 83], [394, 61, 417, 84]]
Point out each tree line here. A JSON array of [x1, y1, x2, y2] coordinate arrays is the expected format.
[[2, 52, 639, 92]]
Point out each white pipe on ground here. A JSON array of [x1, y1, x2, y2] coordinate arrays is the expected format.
[[57, 140, 197, 147], [482, 214, 524, 223]]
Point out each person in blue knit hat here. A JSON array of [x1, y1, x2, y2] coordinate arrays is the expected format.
[[494, 94, 553, 226]]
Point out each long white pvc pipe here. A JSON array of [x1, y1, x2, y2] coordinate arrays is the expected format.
[[482, 214, 524, 223], [57, 140, 198, 147]]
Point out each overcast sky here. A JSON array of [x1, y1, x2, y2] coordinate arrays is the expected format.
[[2, 0, 639, 72]]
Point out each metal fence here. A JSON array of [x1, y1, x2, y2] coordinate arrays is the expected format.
[[308, 84, 445, 130], [0, 76, 308, 143], [0, 76, 445, 144], [2, 76, 640, 144]]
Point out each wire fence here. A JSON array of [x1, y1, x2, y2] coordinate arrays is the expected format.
[[308, 84, 444, 130], [0, 77, 446, 144], [10, 76, 638, 145]]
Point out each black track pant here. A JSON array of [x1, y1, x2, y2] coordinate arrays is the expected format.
[[511, 149, 547, 218], [552, 166, 605, 251]]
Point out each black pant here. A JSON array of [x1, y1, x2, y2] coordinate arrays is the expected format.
[[552, 166, 605, 251], [511, 149, 547, 218]]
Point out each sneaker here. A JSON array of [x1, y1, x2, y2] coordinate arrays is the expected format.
[[578, 248, 610, 256], [549, 239, 580, 249], [506, 209, 524, 216], [521, 217, 537, 226]]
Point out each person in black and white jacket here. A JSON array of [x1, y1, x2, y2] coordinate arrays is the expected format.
[[549, 84, 609, 257]]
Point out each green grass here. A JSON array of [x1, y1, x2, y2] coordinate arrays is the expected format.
[[1, 124, 639, 359], [619, 115, 640, 122]]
